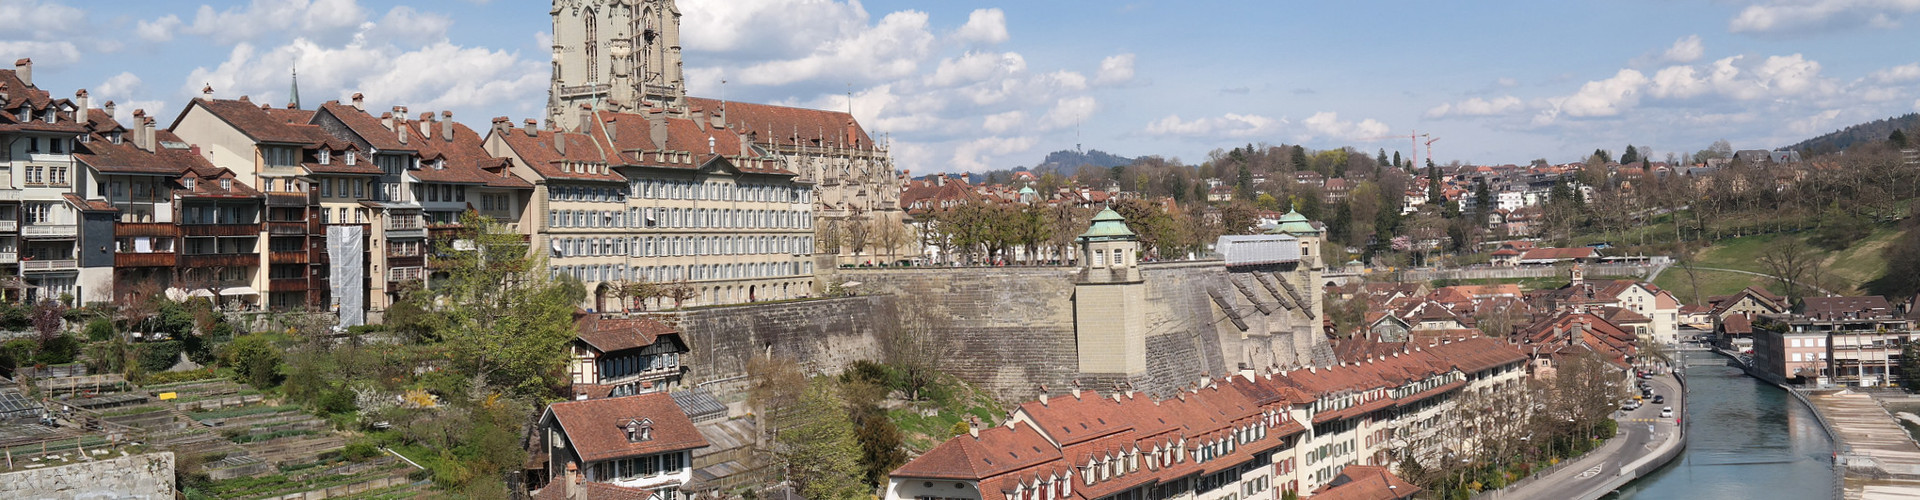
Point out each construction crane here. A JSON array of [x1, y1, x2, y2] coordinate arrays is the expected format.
[[1359, 130, 1429, 169], [1424, 137, 1441, 168]]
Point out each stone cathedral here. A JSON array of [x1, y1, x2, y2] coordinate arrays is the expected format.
[[548, 0, 905, 263]]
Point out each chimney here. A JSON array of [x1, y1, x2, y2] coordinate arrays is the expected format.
[[419, 112, 434, 139], [201, 84, 214, 100], [577, 103, 592, 133], [555, 133, 567, 156], [491, 116, 509, 135], [351, 92, 365, 111], [394, 107, 409, 144], [140, 117, 156, 153], [692, 108, 707, 131], [564, 463, 580, 500], [102, 101, 115, 125], [442, 110, 454, 141], [524, 118, 539, 137], [711, 105, 725, 130], [131, 109, 149, 150], [647, 110, 668, 150], [382, 112, 395, 132], [604, 117, 618, 143], [12, 58, 30, 87], [74, 89, 88, 125]]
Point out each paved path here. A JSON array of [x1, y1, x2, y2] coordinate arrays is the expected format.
[[1811, 392, 1920, 478], [1495, 373, 1683, 500]]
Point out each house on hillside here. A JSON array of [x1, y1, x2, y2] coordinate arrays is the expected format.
[[534, 392, 709, 500], [568, 314, 689, 400]]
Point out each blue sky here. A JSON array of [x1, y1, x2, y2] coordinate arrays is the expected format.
[[6, 0, 1920, 174]]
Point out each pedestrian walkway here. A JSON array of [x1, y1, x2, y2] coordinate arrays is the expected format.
[[1620, 418, 1673, 423], [1809, 391, 1920, 478]]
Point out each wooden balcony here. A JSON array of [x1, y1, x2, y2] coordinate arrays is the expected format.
[[267, 192, 317, 207], [115, 222, 177, 238], [115, 252, 177, 267], [269, 251, 310, 265], [384, 228, 427, 240], [309, 248, 330, 264], [269, 278, 309, 292], [387, 255, 425, 269], [178, 254, 260, 269], [20, 259, 78, 272], [180, 224, 262, 237], [267, 222, 309, 236]]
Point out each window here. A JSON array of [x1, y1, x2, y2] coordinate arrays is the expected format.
[[354, 180, 365, 198], [322, 179, 332, 197], [26, 203, 51, 224], [49, 138, 62, 154]]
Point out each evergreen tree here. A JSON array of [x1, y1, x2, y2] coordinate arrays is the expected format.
[[1893, 129, 1910, 148], [1236, 164, 1254, 200], [1621, 145, 1640, 165], [1376, 149, 1389, 169], [1426, 167, 1444, 204], [1592, 148, 1612, 164], [1392, 151, 1403, 170], [1474, 179, 1493, 227], [1290, 145, 1309, 172]]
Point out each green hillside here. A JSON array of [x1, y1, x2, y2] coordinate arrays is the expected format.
[[1656, 227, 1902, 304]]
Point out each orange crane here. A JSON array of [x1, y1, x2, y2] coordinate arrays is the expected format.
[[1360, 130, 1429, 169]]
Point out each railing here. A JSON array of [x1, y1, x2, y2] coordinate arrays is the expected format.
[[0, 220, 16, 232], [178, 253, 260, 268], [0, 252, 14, 264], [179, 224, 262, 237], [21, 224, 77, 238], [114, 252, 177, 267], [384, 228, 426, 240], [269, 251, 310, 265], [268, 222, 309, 236], [21, 259, 78, 271], [269, 278, 309, 291], [266, 192, 317, 207], [114, 222, 177, 237]]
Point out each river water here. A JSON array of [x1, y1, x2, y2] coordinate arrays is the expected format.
[[1606, 350, 1837, 499]]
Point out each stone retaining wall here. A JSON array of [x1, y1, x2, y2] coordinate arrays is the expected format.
[[0, 452, 174, 499]]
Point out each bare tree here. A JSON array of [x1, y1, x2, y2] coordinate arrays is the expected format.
[[888, 301, 961, 401], [663, 280, 697, 310], [842, 215, 874, 263], [1758, 237, 1823, 303]]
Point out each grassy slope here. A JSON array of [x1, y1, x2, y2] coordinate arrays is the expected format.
[[1658, 226, 1901, 302]]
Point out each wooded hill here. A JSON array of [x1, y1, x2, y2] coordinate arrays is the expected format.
[[1789, 113, 1919, 154]]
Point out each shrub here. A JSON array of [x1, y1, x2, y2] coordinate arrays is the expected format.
[[341, 440, 382, 461], [140, 341, 185, 373], [34, 334, 79, 365], [84, 319, 114, 342], [222, 334, 284, 389]]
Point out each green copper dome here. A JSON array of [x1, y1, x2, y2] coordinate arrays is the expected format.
[[1270, 209, 1321, 236], [1018, 185, 1037, 195], [1078, 208, 1136, 240]]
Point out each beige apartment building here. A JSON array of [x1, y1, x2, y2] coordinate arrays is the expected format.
[[549, 0, 901, 266], [486, 107, 814, 312]]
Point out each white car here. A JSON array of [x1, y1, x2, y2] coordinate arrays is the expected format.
[[1660, 407, 1674, 418]]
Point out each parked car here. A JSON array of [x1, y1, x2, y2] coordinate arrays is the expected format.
[[1661, 407, 1674, 418], [1653, 395, 1665, 404]]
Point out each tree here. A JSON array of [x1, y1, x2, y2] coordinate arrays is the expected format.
[[842, 215, 874, 262], [1392, 151, 1403, 170], [1473, 179, 1493, 227], [222, 333, 284, 388], [1377, 149, 1390, 170], [30, 300, 64, 346], [774, 378, 868, 500], [1892, 129, 1910, 149], [403, 212, 580, 396], [1591, 149, 1613, 164], [1758, 237, 1823, 305], [1621, 145, 1640, 165], [663, 280, 697, 310]]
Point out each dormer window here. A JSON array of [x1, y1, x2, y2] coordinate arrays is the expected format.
[[435, 159, 445, 170], [623, 418, 653, 442], [320, 150, 331, 164], [346, 151, 357, 165], [220, 178, 232, 190], [184, 178, 196, 190]]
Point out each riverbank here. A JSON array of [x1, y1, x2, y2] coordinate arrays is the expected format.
[[1707, 344, 1920, 499], [1487, 370, 1687, 500]]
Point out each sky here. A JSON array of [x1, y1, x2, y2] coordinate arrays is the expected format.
[[5, 0, 1920, 174]]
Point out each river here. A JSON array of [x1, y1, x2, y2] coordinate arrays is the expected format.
[[1604, 350, 1837, 499]]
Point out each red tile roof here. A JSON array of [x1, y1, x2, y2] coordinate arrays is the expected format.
[[1312, 465, 1420, 500], [686, 97, 872, 149], [574, 314, 680, 353], [176, 98, 334, 145], [544, 392, 708, 463]]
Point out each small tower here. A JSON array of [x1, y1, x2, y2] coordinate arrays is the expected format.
[[1073, 208, 1147, 375], [1269, 207, 1324, 270]]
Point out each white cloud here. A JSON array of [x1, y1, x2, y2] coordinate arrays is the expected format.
[[1497, 77, 1519, 88], [175, 0, 372, 45], [137, 15, 184, 43], [0, 0, 110, 66], [1145, 113, 1284, 138], [1645, 54, 1833, 101], [732, 10, 934, 86], [1660, 35, 1704, 64], [951, 136, 1037, 171], [1300, 112, 1389, 141], [1039, 96, 1097, 130], [1094, 53, 1136, 85], [1538, 69, 1648, 123], [953, 9, 1010, 45], [928, 51, 1025, 87], [1426, 96, 1524, 118], [1870, 63, 1920, 83], [1729, 0, 1920, 35], [1788, 109, 1844, 135], [0, 41, 83, 67], [982, 111, 1026, 134]]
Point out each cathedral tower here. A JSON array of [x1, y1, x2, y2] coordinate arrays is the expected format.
[[550, 0, 687, 130]]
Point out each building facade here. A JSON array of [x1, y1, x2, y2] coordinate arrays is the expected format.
[[548, 0, 902, 267]]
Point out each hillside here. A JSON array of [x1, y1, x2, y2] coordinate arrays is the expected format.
[[1787, 113, 1919, 154], [1032, 149, 1134, 174]]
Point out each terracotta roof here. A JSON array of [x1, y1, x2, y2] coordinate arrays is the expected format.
[[574, 314, 680, 353], [0, 71, 87, 134], [544, 392, 708, 463], [531, 480, 653, 500], [1802, 296, 1894, 321], [687, 97, 872, 149], [891, 420, 1061, 480], [1313, 465, 1420, 500], [178, 98, 333, 145], [1721, 314, 1753, 334], [400, 114, 534, 188], [63, 193, 117, 213], [316, 101, 413, 151], [1519, 247, 1598, 261]]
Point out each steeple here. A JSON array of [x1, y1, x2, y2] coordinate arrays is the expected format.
[[289, 66, 301, 109]]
